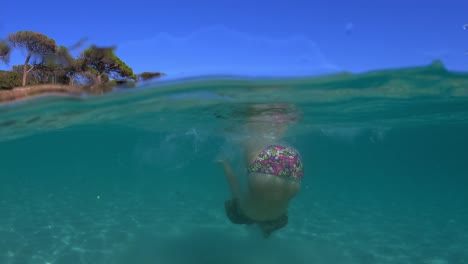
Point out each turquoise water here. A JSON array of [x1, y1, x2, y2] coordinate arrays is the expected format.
[[1, 62, 468, 264]]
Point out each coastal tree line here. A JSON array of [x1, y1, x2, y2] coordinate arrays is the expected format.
[[0, 31, 162, 90]]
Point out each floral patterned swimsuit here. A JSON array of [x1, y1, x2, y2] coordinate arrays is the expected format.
[[247, 145, 304, 182]]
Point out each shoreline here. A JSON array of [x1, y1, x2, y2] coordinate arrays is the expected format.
[[0, 84, 85, 104]]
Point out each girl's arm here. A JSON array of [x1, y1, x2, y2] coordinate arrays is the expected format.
[[218, 160, 242, 199]]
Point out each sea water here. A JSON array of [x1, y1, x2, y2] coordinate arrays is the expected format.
[[1, 63, 468, 264]]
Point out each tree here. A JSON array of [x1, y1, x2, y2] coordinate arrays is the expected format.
[[58, 57, 82, 86], [0, 70, 21, 89], [139, 71, 164, 81], [82, 45, 134, 85], [39, 46, 75, 84], [8, 31, 57, 86], [29, 63, 65, 84], [12, 65, 39, 85], [0, 40, 10, 64]]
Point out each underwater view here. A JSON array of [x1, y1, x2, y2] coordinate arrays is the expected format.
[[1, 62, 468, 264]]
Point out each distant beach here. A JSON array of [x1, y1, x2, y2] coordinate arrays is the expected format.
[[0, 84, 84, 103]]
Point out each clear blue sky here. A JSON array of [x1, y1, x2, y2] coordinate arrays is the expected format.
[[1, 0, 467, 77]]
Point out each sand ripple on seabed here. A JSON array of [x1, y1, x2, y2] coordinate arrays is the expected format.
[[0, 190, 132, 264], [289, 196, 468, 264], [0, 187, 467, 264]]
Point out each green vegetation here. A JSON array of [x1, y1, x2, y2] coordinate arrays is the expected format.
[[82, 45, 135, 84], [0, 70, 21, 89], [0, 40, 11, 64], [0, 31, 164, 96], [8, 31, 57, 86], [139, 71, 165, 81]]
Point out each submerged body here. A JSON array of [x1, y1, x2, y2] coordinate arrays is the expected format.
[[220, 103, 303, 237], [242, 143, 302, 221]]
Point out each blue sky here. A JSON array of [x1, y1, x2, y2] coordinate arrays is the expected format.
[[1, 0, 467, 77]]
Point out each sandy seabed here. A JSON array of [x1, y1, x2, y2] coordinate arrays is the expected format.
[[1, 180, 467, 264]]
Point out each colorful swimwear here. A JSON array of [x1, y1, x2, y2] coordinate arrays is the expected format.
[[247, 145, 304, 182]]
